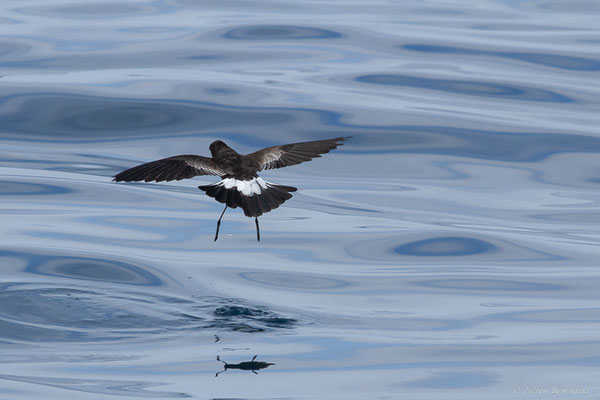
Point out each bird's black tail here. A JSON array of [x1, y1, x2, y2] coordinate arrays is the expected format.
[[199, 177, 296, 217]]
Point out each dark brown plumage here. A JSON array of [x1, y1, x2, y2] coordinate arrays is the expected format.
[[113, 136, 348, 241]]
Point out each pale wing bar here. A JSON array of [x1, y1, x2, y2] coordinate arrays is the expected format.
[[113, 155, 224, 182], [253, 137, 347, 171]]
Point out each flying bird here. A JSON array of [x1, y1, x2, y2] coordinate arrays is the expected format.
[[113, 137, 347, 241]]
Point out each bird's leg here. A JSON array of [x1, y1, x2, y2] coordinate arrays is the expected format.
[[215, 356, 227, 377], [255, 217, 260, 242], [214, 205, 227, 242]]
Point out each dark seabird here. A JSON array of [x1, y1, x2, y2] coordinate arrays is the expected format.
[[113, 137, 347, 241]]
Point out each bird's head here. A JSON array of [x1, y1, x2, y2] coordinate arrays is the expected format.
[[209, 140, 229, 157]]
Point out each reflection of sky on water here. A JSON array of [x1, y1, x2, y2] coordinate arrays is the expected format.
[[1, 0, 600, 398]]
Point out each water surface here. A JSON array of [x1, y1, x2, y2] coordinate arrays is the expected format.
[[1, 0, 600, 398]]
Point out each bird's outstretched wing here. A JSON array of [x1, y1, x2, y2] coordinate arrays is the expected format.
[[113, 155, 225, 182], [249, 137, 347, 171]]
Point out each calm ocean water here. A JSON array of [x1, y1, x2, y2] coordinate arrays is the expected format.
[[1, 0, 599, 398]]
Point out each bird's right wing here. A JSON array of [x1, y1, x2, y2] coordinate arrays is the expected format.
[[113, 155, 225, 182], [249, 137, 347, 171]]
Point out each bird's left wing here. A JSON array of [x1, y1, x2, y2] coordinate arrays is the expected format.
[[113, 155, 225, 182], [249, 137, 347, 171]]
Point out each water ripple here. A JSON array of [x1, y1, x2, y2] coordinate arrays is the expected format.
[[417, 278, 562, 292], [0, 41, 31, 58], [0, 282, 298, 343], [239, 270, 350, 290], [355, 74, 573, 102], [395, 237, 496, 257], [403, 44, 600, 71], [0, 181, 71, 196], [0, 93, 293, 139], [222, 25, 342, 40], [345, 233, 562, 263], [0, 374, 189, 398], [27, 255, 163, 286], [208, 302, 297, 332], [343, 127, 600, 162], [16, 3, 161, 18], [405, 371, 498, 389]]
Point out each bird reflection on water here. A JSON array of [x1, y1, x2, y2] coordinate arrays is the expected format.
[[215, 355, 275, 377]]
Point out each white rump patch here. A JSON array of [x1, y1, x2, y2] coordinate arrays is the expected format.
[[219, 177, 269, 196]]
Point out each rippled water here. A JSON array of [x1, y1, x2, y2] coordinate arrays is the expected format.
[[1, 0, 599, 398]]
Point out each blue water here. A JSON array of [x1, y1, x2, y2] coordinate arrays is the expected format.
[[1, 0, 599, 398]]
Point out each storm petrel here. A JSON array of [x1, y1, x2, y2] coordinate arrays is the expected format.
[[113, 137, 347, 241]]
